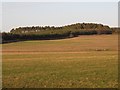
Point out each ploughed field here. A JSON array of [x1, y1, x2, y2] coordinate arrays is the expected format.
[[2, 35, 118, 88]]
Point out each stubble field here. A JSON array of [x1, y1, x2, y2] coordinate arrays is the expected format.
[[2, 35, 118, 88]]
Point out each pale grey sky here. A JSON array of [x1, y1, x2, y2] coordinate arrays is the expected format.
[[2, 2, 118, 32], [1, 0, 119, 2]]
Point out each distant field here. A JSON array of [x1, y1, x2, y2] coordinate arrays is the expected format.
[[2, 35, 118, 88]]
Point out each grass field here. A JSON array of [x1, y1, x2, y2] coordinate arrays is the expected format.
[[2, 35, 118, 88]]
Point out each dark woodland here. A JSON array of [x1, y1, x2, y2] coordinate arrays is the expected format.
[[1, 23, 119, 43]]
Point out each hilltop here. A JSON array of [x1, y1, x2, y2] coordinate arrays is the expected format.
[[1, 23, 119, 43], [10, 23, 111, 34]]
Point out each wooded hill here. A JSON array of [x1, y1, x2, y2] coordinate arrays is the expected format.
[[10, 23, 112, 34], [2, 23, 119, 43]]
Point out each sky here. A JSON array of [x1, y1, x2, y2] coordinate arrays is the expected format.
[[1, 1, 119, 32]]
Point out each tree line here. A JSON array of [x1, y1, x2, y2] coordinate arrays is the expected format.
[[2, 23, 119, 43]]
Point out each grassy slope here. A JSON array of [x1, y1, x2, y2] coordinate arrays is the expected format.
[[2, 35, 118, 88]]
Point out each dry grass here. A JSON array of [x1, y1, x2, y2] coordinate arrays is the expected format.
[[2, 35, 118, 88]]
